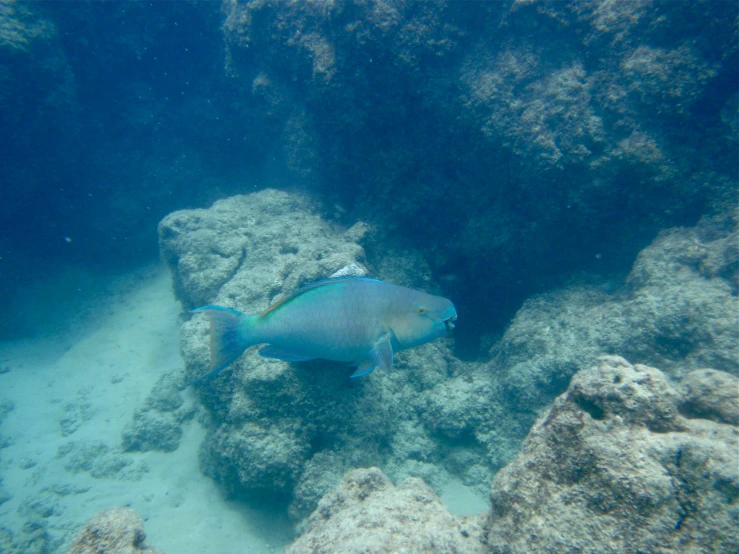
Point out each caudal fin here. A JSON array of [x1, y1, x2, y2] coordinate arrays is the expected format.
[[184, 306, 253, 387]]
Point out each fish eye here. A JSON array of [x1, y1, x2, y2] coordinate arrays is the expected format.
[[417, 306, 427, 315]]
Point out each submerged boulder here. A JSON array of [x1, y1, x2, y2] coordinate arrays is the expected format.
[[486, 356, 739, 554], [160, 190, 505, 519], [412, 214, 739, 478], [121, 371, 195, 453], [286, 356, 738, 553], [219, 0, 738, 347], [489, 213, 739, 416], [66, 507, 164, 554], [286, 467, 486, 554], [159, 189, 368, 311], [159, 189, 739, 524], [160, 190, 476, 517]]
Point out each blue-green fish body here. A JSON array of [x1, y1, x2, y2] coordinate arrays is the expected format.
[[189, 277, 457, 385]]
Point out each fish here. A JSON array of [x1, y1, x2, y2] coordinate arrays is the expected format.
[[186, 276, 457, 386]]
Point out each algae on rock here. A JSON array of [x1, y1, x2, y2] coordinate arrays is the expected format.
[[66, 507, 165, 554], [486, 356, 739, 554], [287, 467, 486, 554], [161, 189, 464, 517]]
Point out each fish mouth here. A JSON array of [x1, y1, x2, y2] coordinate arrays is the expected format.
[[444, 314, 457, 334]]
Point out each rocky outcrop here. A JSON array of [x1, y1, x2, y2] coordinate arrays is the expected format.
[[66, 507, 165, 554], [679, 368, 739, 426], [415, 214, 739, 477], [121, 372, 196, 453], [162, 191, 738, 548], [488, 212, 738, 414], [285, 356, 738, 552], [160, 189, 738, 522], [159, 189, 369, 311], [486, 356, 739, 554], [286, 467, 486, 554], [160, 190, 497, 519], [162, 190, 437, 516], [220, 0, 738, 344]]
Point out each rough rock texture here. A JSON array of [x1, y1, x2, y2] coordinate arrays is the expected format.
[[2, 2, 737, 355], [159, 189, 369, 310], [286, 467, 486, 554], [161, 190, 489, 519], [220, 0, 739, 344], [413, 213, 739, 476], [57, 439, 148, 481], [486, 356, 739, 554], [490, 214, 739, 412], [162, 189, 738, 520], [66, 507, 165, 554], [121, 410, 183, 453], [679, 369, 739, 426], [121, 372, 195, 453]]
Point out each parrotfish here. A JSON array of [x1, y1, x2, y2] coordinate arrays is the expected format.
[[187, 276, 457, 386]]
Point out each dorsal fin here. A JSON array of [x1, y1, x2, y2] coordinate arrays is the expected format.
[[258, 276, 382, 318]]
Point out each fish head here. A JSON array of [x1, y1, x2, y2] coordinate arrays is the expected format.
[[389, 290, 457, 350]]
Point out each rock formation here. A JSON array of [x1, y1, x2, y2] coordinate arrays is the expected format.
[[286, 467, 486, 554], [66, 507, 164, 554], [486, 356, 739, 554]]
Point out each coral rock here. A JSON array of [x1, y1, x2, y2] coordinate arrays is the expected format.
[[679, 368, 739, 426], [486, 356, 739, 554], [287, 467, 486, 554], [66, 507, 165, 554]]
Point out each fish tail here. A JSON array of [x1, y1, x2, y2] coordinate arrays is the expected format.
[[184, 305, 257, 388]]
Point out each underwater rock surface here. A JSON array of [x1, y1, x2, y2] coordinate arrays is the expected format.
[[219, 0, 739, 344], [161, 189, 738, 525], [159, 189, 368, 311], [413, 212, 739, 476], [496, 216, 739, 388], [66, 507, 165, 554], [284, 356, 737, 552], [121, 372, 195, 453], [160, 190, 490, 517], [486, 356, 739, 554], [286, 467, 486, 554], [470, 213, 739, 458]]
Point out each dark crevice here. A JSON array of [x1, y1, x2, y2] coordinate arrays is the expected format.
[[672, 445, 691, 531], [574, 396, 605, 421], [233, 247, 249, 275]]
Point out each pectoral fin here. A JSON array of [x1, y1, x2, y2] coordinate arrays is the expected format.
[[371, 333, 394, 373], [350, 360, 377, 378]]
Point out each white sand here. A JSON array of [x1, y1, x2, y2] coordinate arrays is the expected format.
[[0, 266, 487, 553], [0, 266, 292, 553], [440, 477, 489, 516]]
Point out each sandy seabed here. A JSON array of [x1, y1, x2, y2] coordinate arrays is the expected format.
[[0, 266, 487, 553], [0, 267, 294, 553]]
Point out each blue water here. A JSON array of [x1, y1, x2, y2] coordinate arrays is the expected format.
[[0, 1, 736, 552]]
